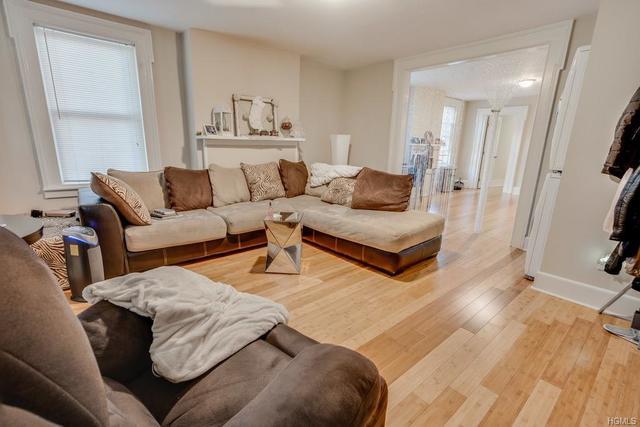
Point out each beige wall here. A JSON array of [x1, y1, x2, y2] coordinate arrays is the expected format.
[[541, 0, 640, 292], [407, 86, 446, 140], [299, 57, 345, 164], [529, 14, 596, 219], [183, 29, 300, 167], [0, 0, 187, 214], [343, 60, 394, 170]]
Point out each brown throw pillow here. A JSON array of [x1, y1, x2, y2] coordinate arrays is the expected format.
[[90, 172, 151, 225], [321, 177, 357, 206], [241, 162, 286, 202], [279, 159, 308, 198], [351, 167, 413, 212], [164, 167, 213, 211]]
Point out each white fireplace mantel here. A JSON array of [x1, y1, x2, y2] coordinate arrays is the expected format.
[[197, 135, 306, 168]]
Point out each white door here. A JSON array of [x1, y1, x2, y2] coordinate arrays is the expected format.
[[525, 173, 561, 277]]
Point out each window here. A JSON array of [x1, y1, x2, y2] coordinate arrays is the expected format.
[[4, 0, 160, 197], [438, 105, 458, 167], [34, 27, 148, 184]]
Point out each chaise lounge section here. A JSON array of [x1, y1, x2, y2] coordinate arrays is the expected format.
[[79, 167, 444, 277]]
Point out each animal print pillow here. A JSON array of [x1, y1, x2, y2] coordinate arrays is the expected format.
[[240, 162, 286, 202], [321, 177, 357, 207], [90, 172, 151, 225]]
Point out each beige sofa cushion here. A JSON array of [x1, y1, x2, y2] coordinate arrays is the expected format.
[[208, 164, 251, 207], [208, 201, 270, 234], [321, 178, 356, 206], [272, 195, 327, 212], [302, 204, 445, 253], [125, 210, 227, 252], [107, 169, 167, 211], [91, 172, 151, 226], [305, 183, 328, 198], [241, 162, 286, 201]]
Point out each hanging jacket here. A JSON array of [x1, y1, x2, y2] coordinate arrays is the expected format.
[[602, 86, 640, 179], [610, 167, 640, 241]]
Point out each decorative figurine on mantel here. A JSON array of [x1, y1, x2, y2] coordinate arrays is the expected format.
[[232, 94, 279, 137], [280, 117, 293, 137]]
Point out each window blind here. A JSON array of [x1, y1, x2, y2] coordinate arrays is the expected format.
[[34, 26, 148, 184]]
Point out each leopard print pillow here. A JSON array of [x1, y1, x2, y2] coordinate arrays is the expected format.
[[321, 177, 357, 207], [90, 172, 151, 225], [241, 162, 286, 202]]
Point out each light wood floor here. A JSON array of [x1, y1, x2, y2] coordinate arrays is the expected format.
[[69, 188, 639, 426]]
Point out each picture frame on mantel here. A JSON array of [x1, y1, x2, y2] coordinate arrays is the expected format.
[[232, 94, 279, 136]]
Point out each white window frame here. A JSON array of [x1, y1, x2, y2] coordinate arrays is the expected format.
[[4, 0, 161, 198]]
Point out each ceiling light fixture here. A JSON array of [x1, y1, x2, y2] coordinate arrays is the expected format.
[[518, 78, 536, 88]]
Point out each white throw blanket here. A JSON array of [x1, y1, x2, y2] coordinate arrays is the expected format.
[[82, 266, 288, 383], [309, 162, 362, 187]]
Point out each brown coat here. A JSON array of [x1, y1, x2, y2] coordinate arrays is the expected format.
[[602, 86, 640, 179]]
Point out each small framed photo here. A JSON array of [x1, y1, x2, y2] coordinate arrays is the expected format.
[[203, 124, 217, 136]]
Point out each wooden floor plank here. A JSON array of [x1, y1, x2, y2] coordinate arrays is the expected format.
[[512, 380, 562, 427], [444, 385, 497, 427]]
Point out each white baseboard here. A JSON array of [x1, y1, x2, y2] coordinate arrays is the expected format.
[[489, 179, 504, 187], [511, 186, 521, 195], [532, 271, 640, 318]]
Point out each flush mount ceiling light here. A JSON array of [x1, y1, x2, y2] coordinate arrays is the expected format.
[[518, 78, 537, 88]]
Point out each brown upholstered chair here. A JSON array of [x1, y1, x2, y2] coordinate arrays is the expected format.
[[0, 228, 387, 426]]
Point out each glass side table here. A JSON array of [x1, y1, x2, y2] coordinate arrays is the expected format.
[[264, 211, 302, 274]]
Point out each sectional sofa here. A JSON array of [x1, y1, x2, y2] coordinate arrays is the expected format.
[[79, 167, 445, 279]]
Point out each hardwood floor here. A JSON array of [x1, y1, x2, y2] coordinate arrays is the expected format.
[[68, 188, 639, 426]]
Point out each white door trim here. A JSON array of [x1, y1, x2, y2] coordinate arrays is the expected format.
[[388, 20, 573, 248], [502, 106, 529, 194]]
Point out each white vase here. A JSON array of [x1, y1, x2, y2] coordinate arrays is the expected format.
[[330, 134, 351, 165]]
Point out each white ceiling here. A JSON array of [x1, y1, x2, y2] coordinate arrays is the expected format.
[[57, 0, 598, 69], [410, 46, 549, 101]]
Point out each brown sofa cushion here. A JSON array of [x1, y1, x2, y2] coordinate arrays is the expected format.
[[0, 228, 109, 426], [241, 162, 286, 202], [279, 160, 308, 198], [79, 301, 153, 384], [91, 172, 151, 225], [351, 167, 413, 212], [164, 167, 213, 212]]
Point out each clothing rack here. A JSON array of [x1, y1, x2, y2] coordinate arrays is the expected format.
[[598, 277, 640, 320]]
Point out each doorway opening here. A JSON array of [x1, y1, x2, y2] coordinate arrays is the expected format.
[[399, 43, 549, 243], [388, 21, 573, 249]]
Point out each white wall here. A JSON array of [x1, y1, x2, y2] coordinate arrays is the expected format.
[[457, 96, 538, 187], [343, 60, 394, 170], [299, 57, 345, 164], [538, 0, 640, 309], [0, 0, 187, 214], [407, 86, 446, 139]]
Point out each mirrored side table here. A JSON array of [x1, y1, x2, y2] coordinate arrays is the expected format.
[[264, 211, 302, 274]]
